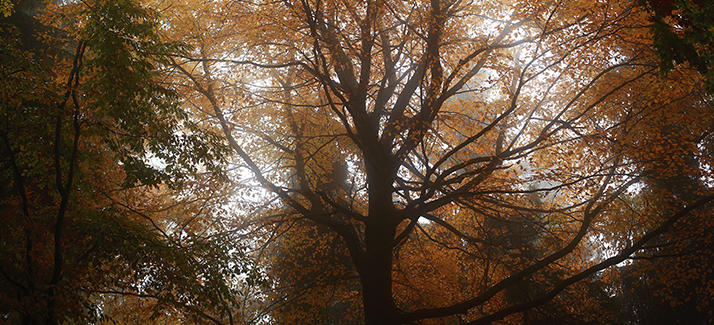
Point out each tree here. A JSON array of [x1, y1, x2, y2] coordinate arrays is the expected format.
[[603, 68, 714, 324], [143, 0, 714, 323], [0, 0, 256, 323], [262, 219, 362, 324], [641, 0, 714, 89]]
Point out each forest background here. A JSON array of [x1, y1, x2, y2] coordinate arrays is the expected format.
[[1, 0, 714, 324]]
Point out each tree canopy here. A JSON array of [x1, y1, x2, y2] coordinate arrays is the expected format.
[[1, 0, 713, 324]]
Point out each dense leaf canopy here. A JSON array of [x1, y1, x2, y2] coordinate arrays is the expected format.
[[1, 0, 713, 324]]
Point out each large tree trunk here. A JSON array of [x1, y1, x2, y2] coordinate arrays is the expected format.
[[362, 217, 399, 325], [358, 142, 404, 324]]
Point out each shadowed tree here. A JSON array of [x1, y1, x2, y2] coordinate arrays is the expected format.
[[0, 0, 257, 323]]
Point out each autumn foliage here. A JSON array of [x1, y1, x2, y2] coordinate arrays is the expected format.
[[2, 0, 714, 324]]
